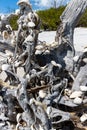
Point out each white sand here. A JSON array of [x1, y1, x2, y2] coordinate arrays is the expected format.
[[39, 27, 87, 52]]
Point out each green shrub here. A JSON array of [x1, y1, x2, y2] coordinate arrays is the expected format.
[[37, 6, 65, 30], [9, 7, 87, 31], [77, 9, 87, 27], [9, 15, 18, 30]]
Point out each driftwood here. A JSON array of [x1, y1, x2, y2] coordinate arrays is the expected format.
[[0, 0, 87, 130]]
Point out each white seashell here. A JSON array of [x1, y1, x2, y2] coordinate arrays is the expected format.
[[35, 50, 42, 55], [80, 85, 87, 92], [51, 60, 57, 66], [29, 98, 35, 105], [17, 0, 31, 6], [51, 60, 61, 68], [80, 113, 87, 123], [51, 42, 58, 47], [17, 67, 25, 78], [45, 50, 50, 54], [16, 113, 22, 123], [40, 80, 45, 85], [39, 124, 44, 130], [27, 12, 33, 21], [35, 45, 44, 50], [0, 71, 8, 81], [15, 9, 20, 15], [39, 90, 46, 98], [82, 58, 87, 63], [64, 89, 72, 96], [14, 61, 22, 67], [0, 96, 3, 101], [46, 106, 52, 115], [83, 48, 87, 53], [25, 35, 34, 42], [5, 50, 13, 57], [73, 56, 79, 62], [2, 64, 11, 71], [28, 21, 35, 28], [73, 97, 82, 105], [70, 91, 82, 99]]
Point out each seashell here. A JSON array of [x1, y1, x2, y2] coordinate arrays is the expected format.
[[0, 96, 3, 101], [15, 9, 20, 15], [73, 97, 82, 105], [29, 98, 35, 105], [35, 50, 42, 55], [17, 67, 25, 78], [25, 35, 34, 42], [34, 12, 40, 22], [70, 91, 82, 99], [28, 21, 35, 28], [16, 123, 20, 130], [0, 71, 8, 81], [39, 90, 47, 98], [51, 42, 58, 47], [80, 85, 87, 92], [5, 50, 13, 57], [73, 55, 79, 62], [51, 60, 61, 68], [35, 45, 44, 50], [46, 106, 52, 115], [27, 12, 33, 21], [14, 61, 22, 67], [17, 0, 31, 6], [40, 80, 45, 85], [16, 113, 22, 123], [82, 58, 87, 63], [39, 124, 44, 130], [80, 113, 87, 123], [2, 64, 11, 71], [45, 50, 50, 54], [83, 48, 87, 53], [64, 89, 72, 96], [51, 60, 58, 66]]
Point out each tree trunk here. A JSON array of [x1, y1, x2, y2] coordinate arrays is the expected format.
[[55, 0, 87, 72], [55, 0, 87, 49]]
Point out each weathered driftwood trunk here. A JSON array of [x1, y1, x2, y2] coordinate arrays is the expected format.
[[55, 0, 87, 48], [55, 0, 87, 72]]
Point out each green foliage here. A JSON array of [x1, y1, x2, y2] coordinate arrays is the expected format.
[[37, 6, 65, 30], [9, 7, 87, 30], [77, 9, 87, 27], [9, 15, 18, 30]]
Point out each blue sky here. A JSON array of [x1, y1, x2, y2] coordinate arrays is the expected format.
[[0, 0, 70, 14]]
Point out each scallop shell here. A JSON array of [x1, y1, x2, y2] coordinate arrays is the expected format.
[[51, 60, 58, 66], [80, 113, 87, 123], [28, 21, 35, 28], [70, 91, 82, 99], [80, 85, 87, 92], [25, 35, 34, 42], [39, 90, 47, 98], [35, 45, 44, 50], [35, 50, 42, 55], [73, 97, 82, 105], [83, 48, 87, 53], [2, 64, 11, 71], [5, 50, 13, 57], [45, 50, 50, 54], [73, 55, 79, 62], [82, 58, 87, 63], [16, 113, 22, 123]]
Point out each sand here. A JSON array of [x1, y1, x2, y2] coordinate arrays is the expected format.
[[38, 27, 87, 52]]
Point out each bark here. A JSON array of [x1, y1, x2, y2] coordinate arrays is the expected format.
[[55, 0, 87, 48]]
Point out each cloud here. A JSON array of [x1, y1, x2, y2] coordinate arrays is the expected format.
[[31, 0, 70, 10]]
